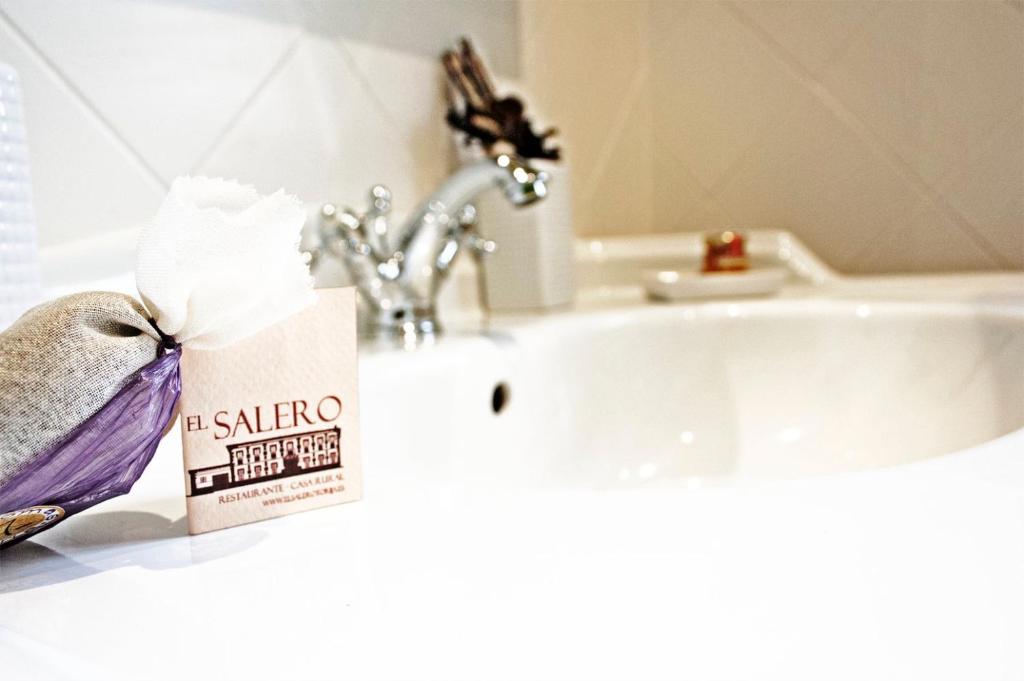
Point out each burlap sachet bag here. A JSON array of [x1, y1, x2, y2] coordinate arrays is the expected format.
[[0, 177, 315, 548]]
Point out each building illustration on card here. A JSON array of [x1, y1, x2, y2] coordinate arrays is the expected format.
[[187, 425, 342, 496]]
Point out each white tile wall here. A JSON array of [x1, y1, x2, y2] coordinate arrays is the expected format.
[[0, 0, 512, 254], [2, 0, 303, 184], [0, 8, 167, 249]]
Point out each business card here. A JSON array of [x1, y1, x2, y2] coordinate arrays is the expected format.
[[178, 287, 361, 534]]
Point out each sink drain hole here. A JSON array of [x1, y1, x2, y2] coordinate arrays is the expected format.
[[491, 382, 510, 415]]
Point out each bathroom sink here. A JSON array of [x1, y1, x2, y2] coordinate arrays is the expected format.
[[359, 298, 1024, 490], [8, 233, 1024, 681]]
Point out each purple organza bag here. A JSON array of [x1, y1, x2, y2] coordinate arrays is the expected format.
[[0, 352, 180, 548], [0, 177, 315, 550]]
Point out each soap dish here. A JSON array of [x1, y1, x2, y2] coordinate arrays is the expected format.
[[642, 267, 787, 301]]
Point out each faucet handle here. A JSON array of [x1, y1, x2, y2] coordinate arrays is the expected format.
[[455, 203, 477, 228], [363, 184, 392, 259], [466, 234, 497, 258], [319, 203, 372, 258], [321, 203, 363, 233], [468, 232, 495, 256], [454, 204, 496, 258], [367, 184, 392, 214]]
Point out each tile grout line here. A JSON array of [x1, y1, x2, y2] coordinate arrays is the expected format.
[[657, 141, 743, 226], [718, 0, 916, 270], [675, 3, 823, 203], [719, 0, 1013, 269], [578, 62, 651, 205], [0, 8, 169, 193], [703, 92, 806, 199], [330, 37, 424, 173], [815, 1, 887, 78], [331, 39, 406, 143], [647, 2, 791, 230], [190, 31, 303, 175]]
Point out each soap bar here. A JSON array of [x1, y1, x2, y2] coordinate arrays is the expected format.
[[178, 287, 361, 534]]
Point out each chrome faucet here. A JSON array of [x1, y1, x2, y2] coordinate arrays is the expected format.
[[311, 153, 548, 341]]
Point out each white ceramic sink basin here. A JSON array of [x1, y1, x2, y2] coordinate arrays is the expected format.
[[361, 299, 1023, 490], [525, 301, 1022, 484]]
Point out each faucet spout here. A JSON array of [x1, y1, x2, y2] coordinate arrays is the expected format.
[[415, 154, 547, 214], [493, 153, 549, 206], [397, 154, 546, 252]]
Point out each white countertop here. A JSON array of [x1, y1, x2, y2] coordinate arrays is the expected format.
[[4, 425, 1024, 681]]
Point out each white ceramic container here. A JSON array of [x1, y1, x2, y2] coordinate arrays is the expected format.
[[472, 160, 576, 312], [0, 63, 40, 330], [642, 266, 788, 300]]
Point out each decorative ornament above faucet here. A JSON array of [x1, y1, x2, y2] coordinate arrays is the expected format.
[[442, 37, 560, 161]]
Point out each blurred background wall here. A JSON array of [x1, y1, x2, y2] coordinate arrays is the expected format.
[[522, 0, 1023, 272], [0, 0, 1021, 274]]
